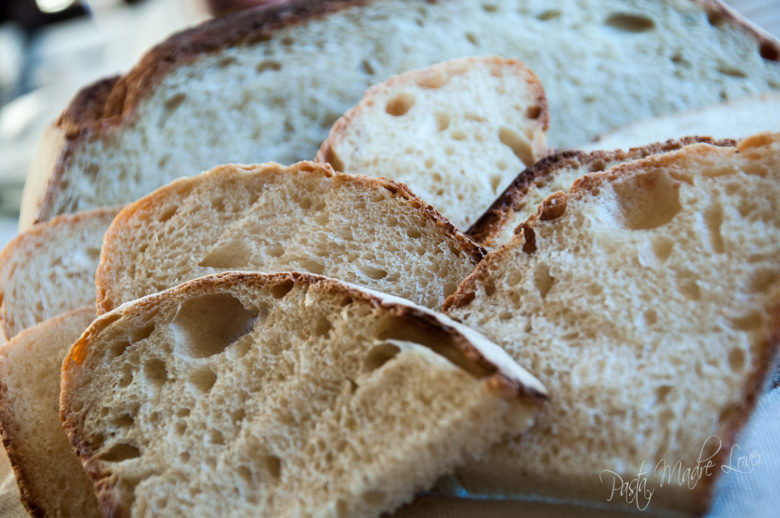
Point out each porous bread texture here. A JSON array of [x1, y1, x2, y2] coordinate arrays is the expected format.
[[95, 161, 484, 315], [20, 0, 780, 228], [443, 133, 780, 515], [316, 56, 549, 230], [0, 207, 118, 340], [586, 93, 780, 152], [0, 307, 99, 518], [60, 272, 546, 518], [468, 136, 736, 249]]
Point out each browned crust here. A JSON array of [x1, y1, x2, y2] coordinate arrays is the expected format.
[[0, 206, 120, 340], [31, 0, 780, 227], [62, 270, 546, 516], [315, 55, 550, 166], [466, 136, 737, 247], [0, 307, 96, 518], [444, 135, 779, 515], [95, 161, 485, 314]]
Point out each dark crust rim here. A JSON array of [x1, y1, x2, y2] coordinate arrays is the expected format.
[[444, 136, 780, 514], [33, 0, 780, 225], [94, 161, 485, 314], [466, 136, 737, 248], [62, 270, 547, 516]]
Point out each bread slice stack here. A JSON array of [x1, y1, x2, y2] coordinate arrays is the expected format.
[[0, 307, 99, 517], [468, 136, 734, 249], [96, 161, 484, 314], [443, 133, 780, 515], [317, 56, 549, 230], [60, 272, 546, 518], [0, 208, 117, 340]]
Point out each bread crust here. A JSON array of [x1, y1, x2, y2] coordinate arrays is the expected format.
[[94, 161, 486, 314], [466, 136, 737, 247], [444, 136, 780, 515], [0, 306, 97, 518], [0, 207, 119, 340], [62, 271, 547, 516], [23, 0, 780, 227]]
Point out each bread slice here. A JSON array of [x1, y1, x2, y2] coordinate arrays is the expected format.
[[316, 56, 549, 230], [20, 0, 780, 229], [0, 307, 99, 518], [0, 207, 118, 340], [95, 161, 484, 315], [468, 136, 735, 249], [60, 271, 547, 518], [442, 133, 780, 515], [586, 93, 780, 152]]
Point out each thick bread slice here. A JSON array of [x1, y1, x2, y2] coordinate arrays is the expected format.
[[0, 208, 118, 340], [20, 0, 780, 228], [0, 307, 99, 518], [95, 161, 484, 314], [316, 56, 549, 230], [60, 271, 547, 518], [468, 136, 735, 249], [586, 93, 780, 152], [443, 133, 780, 515]]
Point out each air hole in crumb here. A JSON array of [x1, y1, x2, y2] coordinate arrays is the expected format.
[[614, 172, 681, 230], [238, 466, 252, 483], [263, 455, 282, 480], [322, 146, 344, 172], [760, 42, 779, 61], [189, 366, 217, 393], [406, 228, 422, 239], [360, 265, 388, 280], [112, 414, 134, 428], [415, 70, 449, 89], [748, 269, 778, 292], [678, 275, 701, 300], [313, 315, 332, 337], [362, 490, 385, 506], [729, 348, 747, 372], [131, 323, 155, 343], [424, 157, 435, 169], [99, 443, 141, 462], [605, 13, 655, 32], [644, 309, 658, 325], [435, 112, 450, 131], [499, 127, 534, 165], [656, 385, 672, 403], [465, 32, 478, 45], [526, 105, 542, 119], [297, 258, 325, 275], [271, 279, 294, 298], [443, 282, 458, 299], [364, 343, 401, 372], [217, 56, 237, 68], [704, 204, 725, 253], [536, 9, 560, 20], [717, 66, 747, 78], [111, 338, 132, 358], [490, 175, 503, 193], [385, 93, 415, 116], [172, 293, 258, 358], [451, 129, 467, 141], [731, 312, 763, 330], [256, 61, 282, 73], [209, 430, 225, 445], [164, 93, 186, 113], [144, 359, 168, 386], [117, 366, 133, 388], [159, 206, 178, 222], [533, 264, 554, 299], [482, 3, 497, 12], [652, 236, 674, 262]]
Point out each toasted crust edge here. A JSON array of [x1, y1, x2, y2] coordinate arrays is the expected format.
[[0, 207, 120, 340], [466, 136, 737, 248], [62, 271, 547, 516], [315, 56, 550, 167], [444, 136, 780, 514], [0, 306, 96, 518], [94, 161, 485, 314]]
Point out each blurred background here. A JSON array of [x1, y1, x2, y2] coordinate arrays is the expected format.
[[0, 0, 777, 247]]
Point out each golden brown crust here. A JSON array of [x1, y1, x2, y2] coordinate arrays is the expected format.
[[95, 161, 485, 314], [0, 207, 120, 340], [467, 136, 737, 247], [0, 307, 96, 518]]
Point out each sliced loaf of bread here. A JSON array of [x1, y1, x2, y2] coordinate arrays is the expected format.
[[61, 271, 546, 518], [442, 133, 780, 515], [316, 56, 549, 230], [468, 137, 735, 249], [0, 208, 118, 340], [20, 0, 780, 228], [586, 93, 780, 152], [0, 307, 99, 518], [96, 161, 484, 314]]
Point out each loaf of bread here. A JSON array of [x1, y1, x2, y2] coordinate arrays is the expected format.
[[20, 0, 780, 229], [61, 271, 547, 518], [468, 136, 734, 249], [0, 208, 118, 340], [316, 56, 549, 230], [0, 307, 99, 518], [95, 161, 483, 314], [587, 93, 780, 152], [443, 133, 780, 515]]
